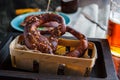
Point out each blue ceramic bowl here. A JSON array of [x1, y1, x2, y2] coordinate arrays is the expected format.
[[11, 12, 70, 32]]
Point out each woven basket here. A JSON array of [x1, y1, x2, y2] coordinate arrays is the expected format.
[[9, 35, 97, 76]]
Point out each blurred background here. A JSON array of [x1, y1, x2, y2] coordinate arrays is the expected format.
[[0, 0, 110, 33]]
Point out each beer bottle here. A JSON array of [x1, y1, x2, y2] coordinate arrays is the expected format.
[[61, 0, 78, 13]]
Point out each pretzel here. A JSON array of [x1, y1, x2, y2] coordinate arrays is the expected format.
[[22, 13, 66, 54], [64, 26, 88, 57]]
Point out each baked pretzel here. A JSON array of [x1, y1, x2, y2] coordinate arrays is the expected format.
[[21, 13, 88, 57], [22, 13, 66, 54], [64, 26, 88, 57]]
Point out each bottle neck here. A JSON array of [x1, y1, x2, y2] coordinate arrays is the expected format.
[[62, 0, 74, 2], [61, 0, 78, 13]]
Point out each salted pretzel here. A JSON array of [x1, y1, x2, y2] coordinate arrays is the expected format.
[[22, 13, 66, 54], [21, 13, 88, 57]]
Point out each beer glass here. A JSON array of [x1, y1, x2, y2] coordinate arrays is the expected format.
[[107, 0, 120, 57]]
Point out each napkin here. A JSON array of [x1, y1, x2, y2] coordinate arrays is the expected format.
[[63, 4, 106, 38]]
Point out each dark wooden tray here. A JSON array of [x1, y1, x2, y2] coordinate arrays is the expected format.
[[0, 33, 118, 80]]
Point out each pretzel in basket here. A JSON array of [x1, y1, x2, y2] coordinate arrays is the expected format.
[[21, 13, 88, 57], [21, 13, 66, 54], [64, 26, 88, 57]]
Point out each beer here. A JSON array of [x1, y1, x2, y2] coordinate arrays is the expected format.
[[107, 12, 120, 56]]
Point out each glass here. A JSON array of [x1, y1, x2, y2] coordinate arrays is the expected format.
[[107, 0, 120, 57]]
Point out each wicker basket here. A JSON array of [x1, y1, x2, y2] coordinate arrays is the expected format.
[[9, 35, 97, 76]]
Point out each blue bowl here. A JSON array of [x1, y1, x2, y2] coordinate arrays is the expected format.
[[11, 12, 70, 32]]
